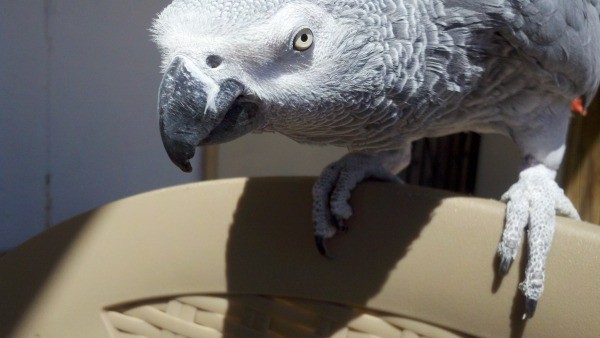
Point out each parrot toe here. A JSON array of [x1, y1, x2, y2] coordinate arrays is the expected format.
[[499, 165, 580, 319], [312, 153, 401, 257]]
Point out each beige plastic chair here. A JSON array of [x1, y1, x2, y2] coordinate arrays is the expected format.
[[1, 177, 598, 338]]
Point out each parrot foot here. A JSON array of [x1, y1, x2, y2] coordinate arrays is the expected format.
[[498, 164, 579, 318], [312, 152, 402, 258]]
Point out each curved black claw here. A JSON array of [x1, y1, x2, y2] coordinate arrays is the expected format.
[[498, 256, 512, 276], [315, 236, 335, 260], [333, 215, 349, 232], [525, 298, 538, 319]]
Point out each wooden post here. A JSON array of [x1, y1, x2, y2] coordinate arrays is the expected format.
[[201, 145, 220, 181], [563, 94, 600, 224]]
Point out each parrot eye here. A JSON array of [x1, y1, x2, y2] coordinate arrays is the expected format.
[[293, 28, 313, 51]]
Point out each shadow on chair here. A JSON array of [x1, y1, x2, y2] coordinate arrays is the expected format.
[[1, 177, 598, 337]]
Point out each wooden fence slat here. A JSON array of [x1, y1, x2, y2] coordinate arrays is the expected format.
[[563, 93, 600, 224]]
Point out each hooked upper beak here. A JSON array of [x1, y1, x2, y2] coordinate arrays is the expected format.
[[158, 56, 260, 172]]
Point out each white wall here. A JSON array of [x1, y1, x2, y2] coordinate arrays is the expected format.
[[0, 1, 199, 251], [218, 134, 347, 178]]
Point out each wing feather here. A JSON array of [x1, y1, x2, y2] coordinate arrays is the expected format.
[[499, 0, 600, 103]]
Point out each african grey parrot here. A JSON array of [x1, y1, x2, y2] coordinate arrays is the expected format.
[[152, 0, 600, 318]]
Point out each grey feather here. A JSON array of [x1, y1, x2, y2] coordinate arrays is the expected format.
[[498, 0, 600, 105]]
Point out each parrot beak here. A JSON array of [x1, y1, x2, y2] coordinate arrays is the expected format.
[[158, 56, 260, 172]]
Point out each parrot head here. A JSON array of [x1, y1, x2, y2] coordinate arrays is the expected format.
[[152, 0, 388, 172]]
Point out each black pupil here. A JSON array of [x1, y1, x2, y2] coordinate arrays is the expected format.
[[300, 34, 308, 42]]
